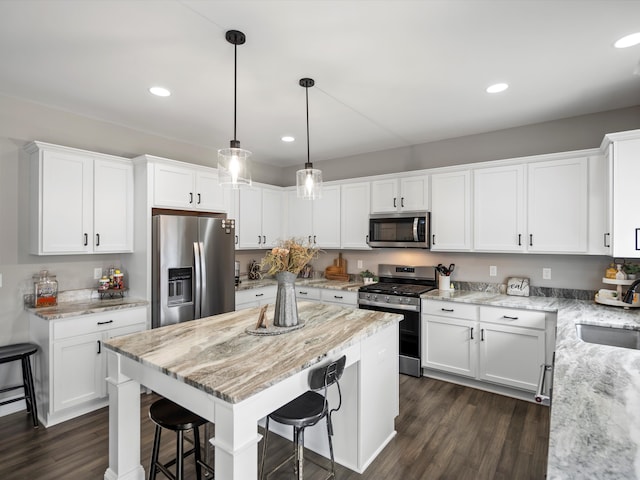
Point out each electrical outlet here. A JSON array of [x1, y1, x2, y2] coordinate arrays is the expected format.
[[543, 268, 551, 280], [94, 267, 103, 280], [0, 273, 2, 288], [489, 266, 497, 277], [357, 260, 363, 269]]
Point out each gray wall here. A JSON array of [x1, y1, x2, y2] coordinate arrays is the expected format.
[[2, 93, 640, 351]]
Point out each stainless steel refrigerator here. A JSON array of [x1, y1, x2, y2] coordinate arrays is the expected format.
[[152, 214, 235, 328]]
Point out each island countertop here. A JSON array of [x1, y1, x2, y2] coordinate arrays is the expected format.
[[103, 301, 401, 404], [422, 289, 640, 479]]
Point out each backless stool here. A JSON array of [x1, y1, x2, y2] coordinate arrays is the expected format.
[[0, 343, 39, 427], [260, 355, 346, 480], [148, 397, 214, 480]]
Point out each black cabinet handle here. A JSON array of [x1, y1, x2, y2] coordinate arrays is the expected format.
[[263, 235, 266, 244], [255, 293, 264, 297], [299, 291, 308, 295], [235, 235, 238, 245], [197, 193, 201, 204], [481, 329, 485, 341], [97, 340, 101, 354], [401, 197, 405, 208], [518, 234, 522, 246], [313, 235, 316, 244], [636, 228, 640, 251], [441, 308, 454, 312], [96, 233, 100, 246], [97, 320, 114, 326], [393, 197, 397, 208], [258, 235, 262, 244], [432, 234, 436, 245], [470, 327, 474, 340], [503, 315, 518, 320], [189, 192, 193, 204], [84, 233, 88, 246], [334, 295, 343, 299], [604, 233, 611, 248], [529, 234, 533, 247]]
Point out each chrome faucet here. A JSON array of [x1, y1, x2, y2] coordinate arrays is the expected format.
[[623, 279, 640, 304]]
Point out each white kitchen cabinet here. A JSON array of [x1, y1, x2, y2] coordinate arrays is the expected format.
[[422, 300, 549, 396], [27, 141, 134, 255], [473, 164, 526, 252], [370, 175, 428, 213], [235, 285, 278, 310], [294, 286, 322, 302], [286, 186, 341, 248], [430, 170, 471, 251], [587, 154, 610, 255], [238, 186, 283, 249], [340, 182, 371, 249], [153, 162, 229, 212], [320, 289, 358, 306], [601, 131, 640, 258], [527, 157, 588, 253], [29, 306, 147, 427]]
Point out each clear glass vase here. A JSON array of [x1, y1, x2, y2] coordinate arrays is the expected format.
[[273, 271, 298, 327]]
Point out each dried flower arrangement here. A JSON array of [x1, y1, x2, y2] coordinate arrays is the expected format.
[[260, 238, 320, 276]]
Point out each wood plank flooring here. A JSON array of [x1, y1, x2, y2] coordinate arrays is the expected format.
[[0, 376, 549, 479]]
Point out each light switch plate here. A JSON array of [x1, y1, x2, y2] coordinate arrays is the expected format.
[[0, 273, 2, 287], [489, 266, 497, 277], [94, 267, 103, 280], [543, 268, 551, 280], [357, 260, 363, 269]]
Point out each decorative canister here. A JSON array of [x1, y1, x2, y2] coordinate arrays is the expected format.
[[98, 276, 110, 291], [112, 270, 124, 289], [33, 270, 58, 307]]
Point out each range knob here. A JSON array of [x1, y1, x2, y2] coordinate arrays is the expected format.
[[373, 295, 378, 301], [385, 296, 390, 303], [365, 294, 371, 300]]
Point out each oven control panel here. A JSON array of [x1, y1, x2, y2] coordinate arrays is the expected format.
[[358, 292, 421, 311]]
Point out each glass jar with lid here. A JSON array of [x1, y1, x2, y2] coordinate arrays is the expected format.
[[33, 270, 58, 307]]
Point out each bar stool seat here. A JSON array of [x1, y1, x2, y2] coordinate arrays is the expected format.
[[148, 397, 214, 480], [0, 342, 39, 427]]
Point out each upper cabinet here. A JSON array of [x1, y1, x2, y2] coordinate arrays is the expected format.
[[602, 130, 640, 258], [238, 185, 283, 249], [527, 157, 588, 253], [286, 186, 341, 248], [473, 164, 526, 252], [340, 182, 371, 249], [371, 175, 429, 214], [431, 170, 471, 251], [153, 162, 229, 212], [27, 141, 133, 255]]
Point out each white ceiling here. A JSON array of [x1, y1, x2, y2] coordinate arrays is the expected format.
[[1, 1, 639, 168]]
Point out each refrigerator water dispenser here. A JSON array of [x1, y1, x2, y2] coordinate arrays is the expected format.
[[167, 267, 193, 306]]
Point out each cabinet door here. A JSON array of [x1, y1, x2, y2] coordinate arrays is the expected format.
[[474, 164, 525, 252], [312, 185, 341, 248], [422, 316, 477, 377], [612, 138, 640, 257], [341, 182, 371, 249], [39, 149, 93, 254], [195, 170, 227, 212], [527, 157, 588, 252], [94, 158, 134, 253], [286, 190, 313, 241], [153, 163, 195, 208], [371, 179, 398, 213], [238, 188, 263, 249], [478, 323, 545, 392], [261, 189, 283, 248], [399, 176, 428, 211], [53, 332, 104, 412], [431, 170, 471, 251]]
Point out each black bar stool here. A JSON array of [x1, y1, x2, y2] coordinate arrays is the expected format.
[[0, 342, 39, 427], [260, 355, 346, 480], [148, 397, 214, 480]]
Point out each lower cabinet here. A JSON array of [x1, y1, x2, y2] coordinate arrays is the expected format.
[[237, 285, 358, 310], [422, 300, 548, 395], [29, 306, 147, 427], [235, 285, 278, 310], [319, 289, 357, 307]]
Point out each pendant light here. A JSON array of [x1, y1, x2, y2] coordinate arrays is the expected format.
[[296, 78, 322, 199], [218, 30, 251, 188]]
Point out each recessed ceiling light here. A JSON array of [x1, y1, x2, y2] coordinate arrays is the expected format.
[[281, 136, 295, 142], [149, 86, 171, 97], [486, 83, 509, 94], [614, 32, 640, 49]]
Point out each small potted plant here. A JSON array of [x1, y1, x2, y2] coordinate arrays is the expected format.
[[360, 269, 377, 285], [624, 263, 640, 280]]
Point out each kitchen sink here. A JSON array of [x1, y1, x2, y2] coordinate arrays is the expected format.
[[575, 324, 640, 350]]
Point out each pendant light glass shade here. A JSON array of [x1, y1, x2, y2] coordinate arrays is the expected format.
[[296, 78, 322, 199], [218, 30, 252, 188]]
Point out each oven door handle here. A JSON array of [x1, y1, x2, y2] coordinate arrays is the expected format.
[[358, 299, 420, 312], [413, 217, 419, 242]]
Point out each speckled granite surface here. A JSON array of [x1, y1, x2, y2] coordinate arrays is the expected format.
[[423, 289, 640, 479], [237, 278, 363, 292], [103, 301, 401, 404]]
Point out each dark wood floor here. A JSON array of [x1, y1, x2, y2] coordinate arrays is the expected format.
[[0, 376, 549, 479]]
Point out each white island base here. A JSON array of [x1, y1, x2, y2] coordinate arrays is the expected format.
[[102, 303, 400, 480]]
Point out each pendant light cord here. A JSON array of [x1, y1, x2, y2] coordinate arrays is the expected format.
[[305, 84, 310, 167], [233, 42, 237, 143]]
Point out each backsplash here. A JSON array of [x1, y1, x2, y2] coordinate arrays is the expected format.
[[452, 281, 596, 301]]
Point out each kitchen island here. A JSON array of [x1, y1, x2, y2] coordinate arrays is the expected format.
[[102, 301, 401, 480]]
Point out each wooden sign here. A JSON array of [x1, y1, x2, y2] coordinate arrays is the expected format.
[[507, 277, 530, 297]]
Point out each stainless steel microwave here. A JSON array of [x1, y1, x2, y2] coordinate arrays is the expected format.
[[367, 212, 430, 248]]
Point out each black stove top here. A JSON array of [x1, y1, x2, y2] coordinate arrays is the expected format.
[[358, 264, 437, 298], [358, 282, 435, 297]]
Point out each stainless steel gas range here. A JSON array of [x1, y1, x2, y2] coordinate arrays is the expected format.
[[358, 264, 437, 377]]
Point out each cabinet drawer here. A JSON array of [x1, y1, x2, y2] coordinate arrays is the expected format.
[[320, 289, 357, 306], [479, 306, 545, 330], [422, 300, 478, 320], [53, 307, 147, 340], [295, 287, 321, 301], [235, 286, 277, 305]]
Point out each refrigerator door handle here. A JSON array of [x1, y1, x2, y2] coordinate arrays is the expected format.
[[193, 241, 202, 319], [198, 241, 207, 318]]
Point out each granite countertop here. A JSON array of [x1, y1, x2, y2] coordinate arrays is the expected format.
[[422, 289, 640, 479], [103, 302, 401, 404], [236, 278, 363, 293], [26, 295, 148, 320]]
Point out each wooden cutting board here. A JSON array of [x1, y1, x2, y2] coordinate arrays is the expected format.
[[325, 253, 348, 281]]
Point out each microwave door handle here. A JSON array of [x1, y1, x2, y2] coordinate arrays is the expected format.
[[193, 242, 202, 319], [413, 217, 419, 242]]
